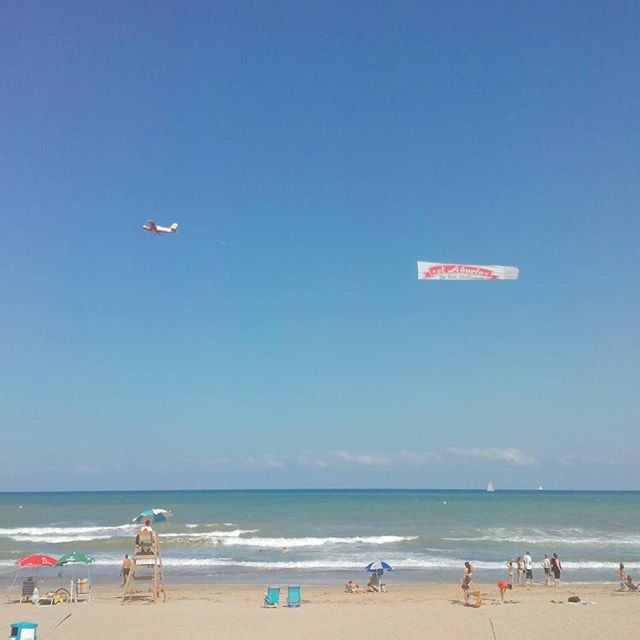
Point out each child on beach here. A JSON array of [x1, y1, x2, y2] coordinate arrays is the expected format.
[[497, 580, 512, 604], [506, 560, 514, 583]]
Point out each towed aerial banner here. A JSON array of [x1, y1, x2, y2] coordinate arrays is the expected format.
[[417, 261, 519, 281]]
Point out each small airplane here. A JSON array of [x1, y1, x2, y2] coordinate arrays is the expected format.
[[143, 220, 179, 235]]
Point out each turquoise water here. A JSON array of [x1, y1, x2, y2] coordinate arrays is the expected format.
[[1, 490, 638, 585]]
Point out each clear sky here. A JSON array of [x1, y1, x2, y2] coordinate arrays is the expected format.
[[2, 1, 638, 491]]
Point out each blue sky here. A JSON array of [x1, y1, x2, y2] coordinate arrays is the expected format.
[[2, 1, 638, 490]]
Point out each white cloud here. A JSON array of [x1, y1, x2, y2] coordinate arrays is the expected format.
[[296, 451, 391, 468], [447, 447, 538, 466], [397, 451, 441, 464], [167, 447, 540, 472], [296, 450, 439, 468], [559, 452, 630, 466], [331, 451, 391, 467]]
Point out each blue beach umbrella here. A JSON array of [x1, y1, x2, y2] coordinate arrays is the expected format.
[[132, 508, 173, 524], [365, 561, 393, 573]]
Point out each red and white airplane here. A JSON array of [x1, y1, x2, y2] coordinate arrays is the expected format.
[[143, 220, 179, 235]]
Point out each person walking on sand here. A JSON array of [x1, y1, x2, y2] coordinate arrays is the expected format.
[[506, 559, 514, 583], [497, 580, 512, 604], [120, 554, 132, 585], [516, 556, 524, 585], [550, 553, 562, 587], [618, 563, 627, 591], [523, 551, 533, 584], [541, 554, 552, 587], [460, 562, 475, 605]]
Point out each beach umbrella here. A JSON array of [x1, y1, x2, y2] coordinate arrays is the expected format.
[[15, 554, 58, 567], [365, 561, 393, 573], [56, 553, 94, 565], [132, 508, 173, 524]]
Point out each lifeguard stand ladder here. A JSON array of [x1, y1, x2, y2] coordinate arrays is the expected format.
[[122, 533, 166, 603]]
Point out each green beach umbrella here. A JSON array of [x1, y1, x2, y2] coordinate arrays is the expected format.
[[56, 552, 94, 565]]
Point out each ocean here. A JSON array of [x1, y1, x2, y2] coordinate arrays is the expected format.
[[1, 490, 638, 586]]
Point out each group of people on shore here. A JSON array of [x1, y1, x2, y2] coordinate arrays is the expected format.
[[506, 552, 563, 587], [345, 571, 387, 593], [460, 552, 564, 606]]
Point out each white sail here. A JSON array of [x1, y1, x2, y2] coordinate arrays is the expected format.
[[487, 481, 495, 492], [417, 261, 519, 281], [538, 485, 544, 491]]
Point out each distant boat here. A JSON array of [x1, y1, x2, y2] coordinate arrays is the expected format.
[[487, 481, 495, 492], [538, 485, 544, 491]]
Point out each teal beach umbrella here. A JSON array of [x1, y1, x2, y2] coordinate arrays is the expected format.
[[132, 508, 173, 524]]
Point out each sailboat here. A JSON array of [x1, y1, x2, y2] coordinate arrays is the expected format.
[[487, 481, 495, 492], [538, 485, 544, 491]]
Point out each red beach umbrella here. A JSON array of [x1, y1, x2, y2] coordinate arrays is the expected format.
[[15, 554, 58, 567]]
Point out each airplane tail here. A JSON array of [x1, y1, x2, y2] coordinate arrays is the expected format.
[[170, 223, 179, 232]]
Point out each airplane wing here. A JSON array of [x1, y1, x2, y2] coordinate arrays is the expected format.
[[143, 220, 157, 232]]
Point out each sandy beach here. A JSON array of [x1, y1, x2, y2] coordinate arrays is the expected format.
[[1, 582, 633, 639]]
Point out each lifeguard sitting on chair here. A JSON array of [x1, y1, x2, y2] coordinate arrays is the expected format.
[[135, 519, 155, 554]]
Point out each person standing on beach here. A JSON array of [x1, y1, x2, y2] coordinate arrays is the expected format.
[[541, 554, 551, 586], [550, 553, 562, 586], [618, 563, 627, 590], [516, 557, 524, 585], [460, 562, 475, 605], [120, 554, 131, 585], [506, 559, 514, 583], [523, 551, 533, 584]]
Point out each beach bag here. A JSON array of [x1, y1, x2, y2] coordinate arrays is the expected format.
[[568, 596, 581, 603]]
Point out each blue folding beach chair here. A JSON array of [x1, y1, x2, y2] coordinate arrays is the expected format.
[[286, 585, 301, 608], [263, 585, 280, 608]]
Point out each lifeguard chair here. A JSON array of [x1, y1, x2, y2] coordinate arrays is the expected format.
[[122, 521, 166, 603]]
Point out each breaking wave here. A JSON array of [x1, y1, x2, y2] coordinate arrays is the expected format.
[[0, 525, 135, 544], [159, 534, 416, 547], [443, 527, 640, 546]]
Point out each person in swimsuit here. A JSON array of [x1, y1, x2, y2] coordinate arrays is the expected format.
[[550, 553, 562, 586], [497, 580, 512, 604], [516, 557, 524, 585], [345, 580, 363, 593], [506, 560, 514, 583], [120, 554, 132, 586], [460, 562, 475, 605]]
